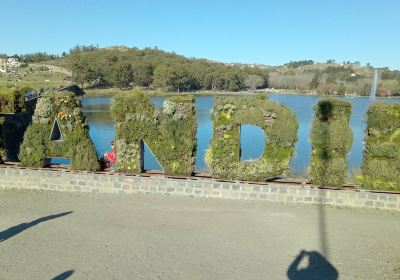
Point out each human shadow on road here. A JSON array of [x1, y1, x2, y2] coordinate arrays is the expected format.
[[0, 211, 73, 242], [51, 270, 74, 280], [287, 250, 338, 280]]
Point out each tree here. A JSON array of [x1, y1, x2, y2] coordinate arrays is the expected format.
[[153, 65, 173, 90], [134, 62, 154, 87], [204, 70, 225, 90], [338, 83, 346, 95], [66, 46, 270, 92], [244, 74, 264, 90], [284, 60, 314, 68], [309, 72, 320, 89], [172, 64, 197, 92], [112, 61, 133, 88], [204, 72, 217, 90], [70, 58, 90, 87], [153, 64, 195, 92], [69, 44, 99, 54], [224, 71, 244, 92]]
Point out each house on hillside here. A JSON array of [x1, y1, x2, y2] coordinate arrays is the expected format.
[[0, 57, 23, 73], [6, 58, 23, 67]]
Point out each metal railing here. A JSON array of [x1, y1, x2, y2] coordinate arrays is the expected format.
[[25, 91, 43, 102]]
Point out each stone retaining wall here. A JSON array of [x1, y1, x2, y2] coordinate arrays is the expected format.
[[0, 166, 399, 211]]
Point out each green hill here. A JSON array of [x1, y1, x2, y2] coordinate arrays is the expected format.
[[2, 46, 399, 96]]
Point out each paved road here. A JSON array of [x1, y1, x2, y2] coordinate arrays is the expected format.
[[0, 189, 399, 280]]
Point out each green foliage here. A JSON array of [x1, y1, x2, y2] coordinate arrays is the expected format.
[[19, 52, 59, 63], [153, 64, 198, 92], [111, 90, 196, 175], [206, 97, 298, 181], [284, 60, 314, 68], [67, 47, 268, 92], [224, 71, 244, 91], [69, 44, 99, 54], [133, 62, 154, 87], [310, 71, 321, 89], [0, 87, 32, 162], [359, 102, 400, 191], [111, 61, 133, 88], [338, 83, 347, 95], [0, 87, 30, 113], [381, 69, 400, 80], [309, 98, 353, 186], [19, 91, 99, 171]]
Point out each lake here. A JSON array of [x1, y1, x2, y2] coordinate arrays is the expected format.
[[81, 94, 400, 177]]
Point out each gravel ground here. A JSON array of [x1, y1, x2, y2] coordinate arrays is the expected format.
[[0, 189, 399, 280]]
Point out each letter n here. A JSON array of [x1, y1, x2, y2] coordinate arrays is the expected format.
[[111, 92, 196, 176]]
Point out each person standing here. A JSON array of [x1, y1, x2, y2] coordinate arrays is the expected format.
[[102, 141, 116, 169]]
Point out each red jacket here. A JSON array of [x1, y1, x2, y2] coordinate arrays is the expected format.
[[105, 151, 116, 164]]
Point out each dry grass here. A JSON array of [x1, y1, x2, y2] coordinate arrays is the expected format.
[[0, 63, 71, 90]]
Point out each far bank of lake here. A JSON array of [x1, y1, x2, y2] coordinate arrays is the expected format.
[[83, 87, 400, 98]]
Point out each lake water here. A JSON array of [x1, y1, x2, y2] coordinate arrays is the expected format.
[[81, 94, 400, 177]]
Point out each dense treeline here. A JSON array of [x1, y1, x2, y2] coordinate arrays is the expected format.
[[67, 47, 269, 91], [14, 53, 59, 63], [3, 45, 98, 64], [68, 44, 99, 54], [283, 60, 314, 68], [381, 69, 400, 81]]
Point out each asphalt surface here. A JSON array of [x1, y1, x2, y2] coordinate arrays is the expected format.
[[1, 189, 399, 280]]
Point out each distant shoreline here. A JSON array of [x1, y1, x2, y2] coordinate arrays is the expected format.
[[82, 87, 400, 98]]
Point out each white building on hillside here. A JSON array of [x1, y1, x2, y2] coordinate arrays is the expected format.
[[7, 58, 22, 67], [0, 57, 23, 73]]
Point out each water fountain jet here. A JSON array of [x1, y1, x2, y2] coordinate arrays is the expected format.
[[369, 69, 378, 101]]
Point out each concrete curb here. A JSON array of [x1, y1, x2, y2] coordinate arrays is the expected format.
[[0, 166, 399, 211]]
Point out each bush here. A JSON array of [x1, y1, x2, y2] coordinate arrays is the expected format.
[[309, 98, 353, 186], [206, 96, 298, 181], [0, 87, 32, 162], [111, 90, 196, 175], [359, 102, 400, 191], [19, 91, 99, 171], [0, 87, 30, 113]]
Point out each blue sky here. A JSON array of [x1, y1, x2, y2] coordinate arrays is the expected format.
[[2, 0, 400, 69]]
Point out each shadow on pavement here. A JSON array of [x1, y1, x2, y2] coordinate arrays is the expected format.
[[0, 211, 73, 242], [287, 250, 338, 280], [287, 184, 339, 279], [51, 270, 74, 280]]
